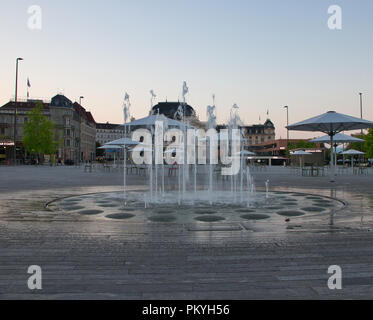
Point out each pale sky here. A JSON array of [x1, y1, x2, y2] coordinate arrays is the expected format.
[[0, 0, 372, 139]]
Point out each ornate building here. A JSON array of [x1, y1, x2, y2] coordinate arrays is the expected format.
[[96, 122, 124, 145], [0, 94, 96, 164], [242, 119, 275, 146]]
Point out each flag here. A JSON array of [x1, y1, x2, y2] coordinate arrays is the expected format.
[[27, 78, 31, 99]]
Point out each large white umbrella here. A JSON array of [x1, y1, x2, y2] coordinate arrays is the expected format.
[[98, 144, 121, 166], [287, 111, 373, 180], [341, 149, 365, 169], [106, 137, 139, 146], [105, 138, 139, 202], [341, 149, 365, 155], [235, 150, 256, 156], [310, 132, 364, 143], [98, 145, 122, 149], [310, 133, 365, 166]]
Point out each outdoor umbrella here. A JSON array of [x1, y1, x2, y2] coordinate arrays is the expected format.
[[98, 144, 121, 166], [106, 138, 139, 201], [341, 149, 365, 170], [287, 110, 373, 180], [309, 132, 365, 144], [310, 133, 365, 166], [235, 150, 256, 156], [290, 150, 312, 168]]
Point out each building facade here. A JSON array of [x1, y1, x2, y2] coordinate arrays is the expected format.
[[242, 119, 276, 146], [0, 94, 96, 164], [96, 122, 124, 146]]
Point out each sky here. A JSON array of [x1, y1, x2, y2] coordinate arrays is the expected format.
[[0, 0, 372, 139]]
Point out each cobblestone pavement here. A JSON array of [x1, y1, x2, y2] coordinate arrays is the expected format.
[[1, 165, 373, 299]]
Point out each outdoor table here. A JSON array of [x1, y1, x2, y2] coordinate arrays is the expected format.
[[353, 167, 367, 175], [301, 166, 323, 177]]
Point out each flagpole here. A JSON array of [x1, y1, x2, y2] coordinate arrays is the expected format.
[[27, 77, 30, 100]]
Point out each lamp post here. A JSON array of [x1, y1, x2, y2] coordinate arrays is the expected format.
[[78, 96, 84, 165], [359, 93, 363, 134], [359, 93, 364, 154], [13, 57, 23, 165], [284, 106, 289, 155]]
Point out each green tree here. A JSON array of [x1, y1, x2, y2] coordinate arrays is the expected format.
[[22, 103, 57, 162], [288, 140, 316, 151], [348, 130, 373, 158]]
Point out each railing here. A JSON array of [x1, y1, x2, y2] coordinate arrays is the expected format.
[[9, 96, 51, 103]]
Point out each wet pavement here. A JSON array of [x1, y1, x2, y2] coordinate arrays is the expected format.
[[0, 165, 373, 299]]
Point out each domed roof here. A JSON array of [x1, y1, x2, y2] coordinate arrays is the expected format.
[[151, 102, 196, 120], [264, 119, 274, 127]]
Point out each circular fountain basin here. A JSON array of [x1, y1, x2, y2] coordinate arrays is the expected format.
[[47, 191, 344, 224]]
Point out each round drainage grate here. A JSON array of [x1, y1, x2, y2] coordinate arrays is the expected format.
[[106, 213, 135, 220], [78, 209, 104, 215], [282, 202, 297, 206], [277, 210, 305, 217], [241, 214, 270, 220], [148, 215, 176, 222], [194, 215, 225, 222], [194, 210, 216, 215], [64, 206, 85, 211], [301, 207, 326, 212], [313, 202, 334, 207], [98, 203, 119, 208]]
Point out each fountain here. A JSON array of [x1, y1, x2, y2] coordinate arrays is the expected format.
[[47, 82, 346, 224]]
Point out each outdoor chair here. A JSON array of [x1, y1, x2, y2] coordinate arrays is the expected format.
[[168, 164, 178, 177]]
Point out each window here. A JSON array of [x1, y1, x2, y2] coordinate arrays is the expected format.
[[65, 117, 70, 126], [24, 117, 28, 123], [66, 129, 70, 136], [66, 139, 70, 147]]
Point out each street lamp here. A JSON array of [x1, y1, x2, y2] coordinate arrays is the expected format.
[[359, 93, 363, 134], [359, 93, 364, 153], [78, 96, 84, 164], [283, 106, 289, 154], [13, 57, 23, 165]]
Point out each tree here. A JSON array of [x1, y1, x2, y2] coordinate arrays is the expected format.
[[349, 130, 373, 159], [288, 140, 317, 150], [23, 103, 57, 162]]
